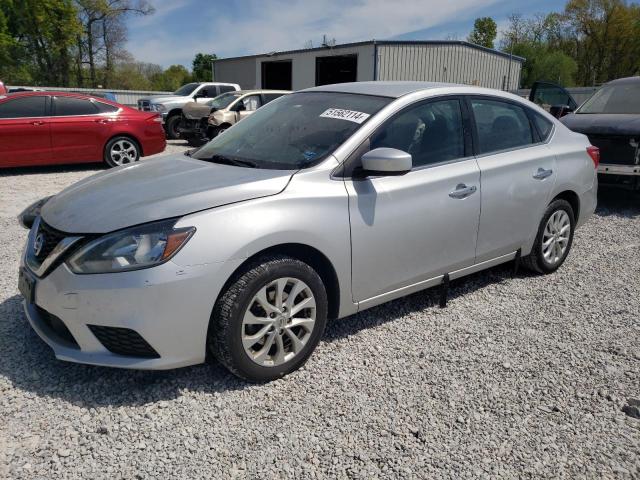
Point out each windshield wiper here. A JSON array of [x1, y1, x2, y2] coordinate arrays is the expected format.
[[203, 154, 258, 168]]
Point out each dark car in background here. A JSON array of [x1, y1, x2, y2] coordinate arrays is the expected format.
[[530, 77, 640, 189], [0, 91, 166, 168]]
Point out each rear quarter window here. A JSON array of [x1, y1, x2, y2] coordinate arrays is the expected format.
[[531, 112, 554, 141]]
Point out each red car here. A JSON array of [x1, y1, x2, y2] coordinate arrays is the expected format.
[[0, 91, 166, 168]]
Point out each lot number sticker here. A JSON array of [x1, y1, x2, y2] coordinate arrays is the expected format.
[[320, 108, 370, 124]]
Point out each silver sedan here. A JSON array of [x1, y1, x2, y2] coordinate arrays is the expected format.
[[18, 82, 598, 382]]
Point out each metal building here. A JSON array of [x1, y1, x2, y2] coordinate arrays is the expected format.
[[213, 40, 524, 92]]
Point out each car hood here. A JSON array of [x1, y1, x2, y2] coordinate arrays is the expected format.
[[41, 154, 294, 234], [182, 101, 213, 120], [139, 95, 186, 104], [561, 113, 640, 136]]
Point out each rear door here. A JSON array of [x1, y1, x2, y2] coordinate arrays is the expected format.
[[0, 95, 51, 167], [468, 96, 557, 262], [49, 96, 110, 164]]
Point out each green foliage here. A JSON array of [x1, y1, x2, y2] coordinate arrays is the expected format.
[[468, 17, 498, 48], [192, 53, 217, 82], [151, 64, 192, 91], [513, 43, 578, 87]]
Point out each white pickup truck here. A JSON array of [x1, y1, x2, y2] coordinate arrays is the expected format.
[[137, 82, 240, 139]]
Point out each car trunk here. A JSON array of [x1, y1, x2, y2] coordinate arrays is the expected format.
[[586, 134, 639, 166]]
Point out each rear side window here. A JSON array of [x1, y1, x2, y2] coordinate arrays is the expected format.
[[470, 99, 534, 154], [94, 101, 119, 113], [219, 85, 236, 94], [532, 112, 553, 141], [0, 96, 47, 118], [54, 97, 99, 116], [371, 99, 465, 168]]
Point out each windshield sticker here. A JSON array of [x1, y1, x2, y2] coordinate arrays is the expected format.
[[320, 108, 370, 124], [303, 151, 318, 160]]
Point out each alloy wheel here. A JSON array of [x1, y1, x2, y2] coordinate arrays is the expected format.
[[241, 277, 316, 367], [110, 139, 138, 165], [542, 210, 571, 265]]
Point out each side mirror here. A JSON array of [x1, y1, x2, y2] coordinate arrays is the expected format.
[[550, 104, 574, 118], [359, 148, 412, 177]]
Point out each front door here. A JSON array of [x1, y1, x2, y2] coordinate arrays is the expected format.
[[468, 97, 557, 262], [0, 95, 51, 167], [346, 98, 481, 303]]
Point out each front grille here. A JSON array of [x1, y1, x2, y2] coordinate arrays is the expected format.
[[35, 221, 67, 262], [36, 306, 79, 348], [138, 100, 151, 111], [588, 135, 639, 166], [88, 325, 160, 358]]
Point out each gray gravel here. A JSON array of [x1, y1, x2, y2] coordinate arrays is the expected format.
[[0, 153, 638, 479]]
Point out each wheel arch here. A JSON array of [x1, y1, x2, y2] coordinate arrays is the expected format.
[[166, 108, 182, 119], [551, 190, 580, 222], [218, 243, 341, 321]]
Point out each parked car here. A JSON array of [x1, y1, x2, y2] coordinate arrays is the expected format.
[[530, 78, 640, 189], [18, 82, 597, 382], [137, 82, 240, 139], [179, 90, 291, 146], [0, 91, 166, 168]]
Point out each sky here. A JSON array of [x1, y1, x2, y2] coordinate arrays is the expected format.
[[125, 0, 567, 69]]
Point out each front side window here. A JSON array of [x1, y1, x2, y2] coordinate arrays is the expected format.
[[198, 86, 217, 98], [0, 96, 47, 118], [578, 83, 640, 114], [471, 99, 534, 154], [241, 95, 262, 111], [54, 97, 99, 116], [371, 99, 465, 167], [173, 83, 199, 96], [192, 92, 391, 169]]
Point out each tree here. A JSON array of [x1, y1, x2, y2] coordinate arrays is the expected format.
[[192, 53, 216, 82], [74, 0, 154, 87], [152, 64, 192, 91], [468, 17, 498, 48]]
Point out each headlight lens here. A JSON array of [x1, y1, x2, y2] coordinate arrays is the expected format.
[[67, 220, 195, 274], [151, 103, 166, 112], [18, 195, 53, 229]]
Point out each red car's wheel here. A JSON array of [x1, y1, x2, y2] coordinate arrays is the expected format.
[[104, 136, 141, 168]]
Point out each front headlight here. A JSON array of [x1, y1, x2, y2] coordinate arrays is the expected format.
[[67, 219, 195, 274], [151, 103, 166, 112], [18, 195, 53, 229]]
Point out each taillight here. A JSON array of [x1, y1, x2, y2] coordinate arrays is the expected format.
[[146, 114, 162, 123], [586, 146, 600, 168]]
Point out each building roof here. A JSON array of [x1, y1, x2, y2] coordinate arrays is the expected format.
[[214, 39, 526, 64], [304, 81, 461, 98]]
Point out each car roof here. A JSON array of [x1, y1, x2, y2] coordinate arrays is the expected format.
[[236, 89, 291, 95], [1, 90, 124, 108], [303, 81, 462, 98], [606, 76, 640, 86]]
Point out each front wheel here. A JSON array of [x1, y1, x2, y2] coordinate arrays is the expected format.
[[522, 199, 575, 274], [164, 115, 181, 139], [208, 255, 328, 382], [104, 136, 140, 168]]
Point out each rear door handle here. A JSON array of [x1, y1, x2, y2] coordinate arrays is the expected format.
[[533, 167, 553, 180], [449, 184, 477, 199], [94, 119, 108, 124], [31, 121, 45, 126]]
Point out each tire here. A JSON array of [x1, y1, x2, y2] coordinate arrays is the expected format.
[[208, 255, 328, 382], [165, 115, 181, 139], [522, 199, 575, 274], [104, 136, 141, 168]]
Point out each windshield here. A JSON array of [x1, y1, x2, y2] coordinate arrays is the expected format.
[[578, 83, 640, 114], [206, 92, 242, 109], [173, 83, 199, 96], [192, 92, 391, 169]]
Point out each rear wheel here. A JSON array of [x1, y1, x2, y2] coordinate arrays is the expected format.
[[208, 255, 328, 382], [522, 199, 575, 274], [104, 136, 140, 168], [165, 115, 181, 139]]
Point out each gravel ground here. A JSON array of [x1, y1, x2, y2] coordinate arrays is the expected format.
[[0, 151, 638, 479]]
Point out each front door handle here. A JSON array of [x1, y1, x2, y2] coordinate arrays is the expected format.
[[449, 184, 477, 199], [533, 167, 553, 180], [31, 121, 45, 126]]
